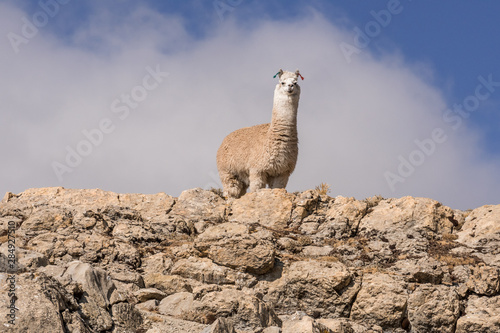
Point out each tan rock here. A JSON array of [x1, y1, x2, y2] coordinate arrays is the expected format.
[[282, 315, 334, 333], [456, 295, 500, 333], [194, 222, 275, 274], [465, 265, 500, 296], [268, 260, 356, 317], [229, 189, 294, 229], [134, 288, 168, 302], [143, 273, 194, 295], [456, 205, 500, 266], [170, 188, 225, 222], [0, 272, 73, 333], [407, 284, 460, 333], [171, 256, 256, 287], [350, 273, 407, 329], [185, 289, 281, 330], [158, 292, 194, 317]]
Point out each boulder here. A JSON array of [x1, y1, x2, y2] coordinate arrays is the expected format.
[[350, 273, 408, 329], [229, 189, 294, 229], [407, 284, 460, 333], [456, 295, 500, 333], [194, 222, 275, 274]]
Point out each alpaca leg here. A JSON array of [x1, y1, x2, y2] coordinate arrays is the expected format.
[[220, 172, 245, 198], [269, 175, 289, 189], [249, 171, 267, 192]]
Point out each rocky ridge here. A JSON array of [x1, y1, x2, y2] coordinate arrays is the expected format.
[[0, 187, 499, 332]]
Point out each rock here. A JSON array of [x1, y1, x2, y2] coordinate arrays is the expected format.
[[170, 188, 225, 223], [358, 197, 462, 255], [204, 317, 237, 333], [407, 284, 460, 333], [267, 260, 356, 317], [1, 187, 499, 331], [456, 205, 500, 266], [282, 315, 334, 333], [465, 265, 500, 296], [456, 295, 500, 333], [0, 272, 76, 333], [320, 196, 368, 239], [170, 256, 257, 287], [158, 292, 194, 317], [63, 261, 116, 308], [135, 299, 158, 312], [143, 273, 194, 295], [184, 289, 281, 330], [229, 189, 294, 229], [350, 273, 408, 329], [134, 288, 167, 302], [301, 245, 334, 257], [194, 222, 275, 274], [111, 302, 143, 331]]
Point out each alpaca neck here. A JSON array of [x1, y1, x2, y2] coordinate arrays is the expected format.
[[269, 90, 299, 142]]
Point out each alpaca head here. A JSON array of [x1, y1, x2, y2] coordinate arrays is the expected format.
[[275, 69, 302, 97]]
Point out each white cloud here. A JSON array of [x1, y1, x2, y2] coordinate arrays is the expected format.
[[1, 2, 499, 209]]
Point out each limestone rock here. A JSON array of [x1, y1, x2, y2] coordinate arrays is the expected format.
[[194, 222, 275, 274], [0, 272, 76, 333], [185, 289, 282, 330], [170, 256, 257, 287], [456, 295, 500, 333], [282, 315, 334, 333], [1, 187, 499, 332], [267, 260, 356, 317], [358, 197, 462, 255], [229, 189, 294, 229], [350, 273, 408, 329], [170, 188, 225, 223], [456, 205, 500, 266], [407, 284, 460, 333]]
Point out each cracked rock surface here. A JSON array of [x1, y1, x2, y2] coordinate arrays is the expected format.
[[0, 187, 499, 332]]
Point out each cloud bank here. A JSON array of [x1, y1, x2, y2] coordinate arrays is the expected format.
[[1, 2, 499, 210]]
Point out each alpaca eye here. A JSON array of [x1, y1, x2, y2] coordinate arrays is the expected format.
[[281, 82, 285, 85]]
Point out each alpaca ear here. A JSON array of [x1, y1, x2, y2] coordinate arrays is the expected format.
[[295, 69, 304, 80], [274, 69, 284, 79]]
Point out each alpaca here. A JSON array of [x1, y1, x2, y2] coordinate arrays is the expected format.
[[216, 69, 303, 198]]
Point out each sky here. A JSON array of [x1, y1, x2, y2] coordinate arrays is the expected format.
[[1, 0, 499, 210]]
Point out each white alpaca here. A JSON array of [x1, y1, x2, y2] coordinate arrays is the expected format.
[[216, 69, 303, 198]]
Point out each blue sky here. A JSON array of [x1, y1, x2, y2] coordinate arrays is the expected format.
[[1, 0, 499, 210]]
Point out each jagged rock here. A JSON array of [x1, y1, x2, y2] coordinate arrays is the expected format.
[[134, 288, 167, 302], [350, 273, 408, 329], [1, 187, 499, 332], [194, 222, 275, 274], [158, 292, 195, 317], [267, 260, 357, 317], [171, 256, 257, 287], [170, 188, 225, 223], [456, 205, 500, 266], [282, 315, 334, 333], [111, 302, 143, 332], [181, 289, 282, 330], [320, 196, 368, 239], [143, 273, 194, 295], [358, 197, 462, 256], [63, 261, 116, 308], [455, 295, 500, 332], [229, 189, 294, 229], [203, 317, 237, 333], [0, 272, 77, 333], [407, 284, 460, 333]]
